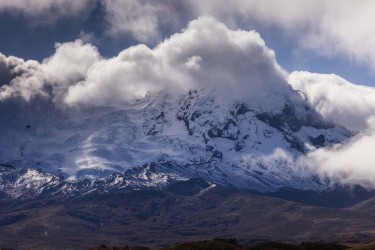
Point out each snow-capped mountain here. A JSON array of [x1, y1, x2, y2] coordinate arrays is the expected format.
[[0, 87, 352, 200]]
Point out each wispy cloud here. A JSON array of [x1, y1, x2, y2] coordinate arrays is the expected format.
[[101, 0, 189, 43], [307, 120, 375, 189], [289, 71, 375, 131], [3, 0, 375, 73], [0, 0, 95, 25], [287, 71, 375, 189], [188, 0, 375, 72]]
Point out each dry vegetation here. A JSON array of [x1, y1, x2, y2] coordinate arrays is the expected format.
[[1, 186, 375, 249]]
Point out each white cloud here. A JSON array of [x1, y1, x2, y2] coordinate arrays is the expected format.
[[187, 0, 375, 71], [42, 40, 100, 97], [245, 138, 375, 189], [0, 17, 291, 109], [284, 71, 375, 188], [65, 16, 291, 109], [97, 0, 375, 73], [0, 40, 100, 102], [0, 17, 293, 111], [64, 44, 164, 106], [184, 55, 202, 70], [289, 71, 375, 131], [306, 117, 375, 189], [3, 0, 375, 73]]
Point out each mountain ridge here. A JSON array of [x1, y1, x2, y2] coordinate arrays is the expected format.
[[0, 87, 353, 198]]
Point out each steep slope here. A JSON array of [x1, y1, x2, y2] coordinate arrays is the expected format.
[[0, 86, 352, 195]]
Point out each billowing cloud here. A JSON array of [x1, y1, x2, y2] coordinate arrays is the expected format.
[[64, 44, 164, 106], [2, 0, 375, 73], [0, 17, 291, 109], [289, 71, 375, 131], [0, 54, 46, 101], [285, 70, 375, 188], [248, 133, 375, 189], [0, 40, 99, 102], [66, 16, 289, 108], [307, 119, 375, 189], [99, 0, 375, 71], [100, 0, 375, 71], [188, 0, 375, 71], [41, 40, 101, 97]]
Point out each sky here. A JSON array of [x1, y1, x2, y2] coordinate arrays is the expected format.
[[2, 0, 375, 187], [0, 0, 375, 86]]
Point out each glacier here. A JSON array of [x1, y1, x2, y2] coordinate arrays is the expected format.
[[0, 86, 352, 197]]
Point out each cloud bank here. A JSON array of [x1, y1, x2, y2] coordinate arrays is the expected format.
[[0, 54, 45, 101], [102, 0, 375, 71], [285, 71, 375, 189], [189, 0, 375, 71], [3, 1, 375, 72], [289, 71, 375, 131], [307, 119, 375, 189], [0, 40, 100, 102], [0, 17, 290, 110], [1, 11, 375, 189], [97, 0, 375, 69]]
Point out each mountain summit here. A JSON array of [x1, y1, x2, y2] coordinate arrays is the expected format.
[[0, 17, 353, 199], [0, 86, 351, 200]]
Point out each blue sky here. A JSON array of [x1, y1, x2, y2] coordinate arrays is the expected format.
[[0, 0, 374, 86]]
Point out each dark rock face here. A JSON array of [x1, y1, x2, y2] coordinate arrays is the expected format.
[[309, 134, 326, 147], [166, 178, 211, 196], [177, 90, 198, 135], [0, 90, 354, 203], [212, 150, 223, 159], [0, 89, 360, 250], [175, 90, 350, 162], [256, 103, 334, 133], [207, 119, 239, 140], [254, 103, 341, 152]]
